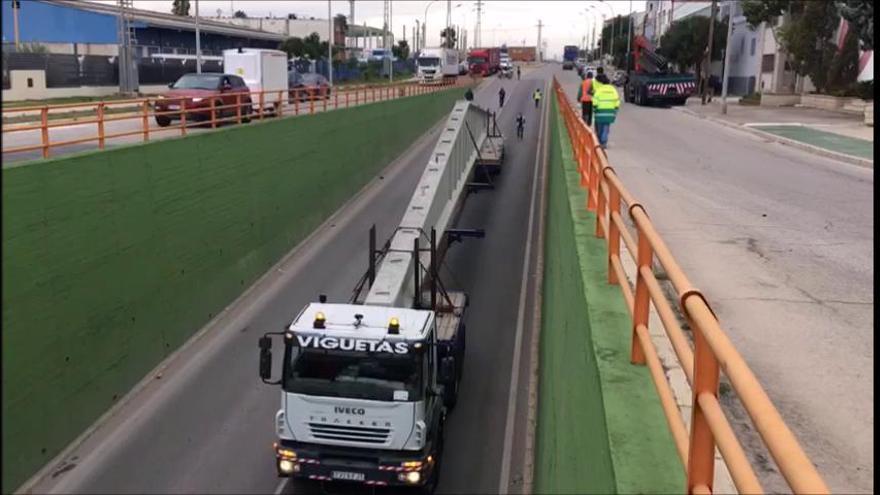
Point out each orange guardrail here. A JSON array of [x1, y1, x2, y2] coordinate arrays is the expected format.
[[1, 77, 468, 160], [551, 77, 829, 495]]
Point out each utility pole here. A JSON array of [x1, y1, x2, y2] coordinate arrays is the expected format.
[[475, 0, 483, 47], [195, 0, 202, 73], [12, 0, 21, 50], [415, 19, 420, 53], [328, 0, 333, 87], [702, 0, 717, 104], [720, 0, 734, 114], [536, 19, 543, 62], [117, 0, 137, 94], [350, 0, 355, 26], [626, 0, 633, 71]]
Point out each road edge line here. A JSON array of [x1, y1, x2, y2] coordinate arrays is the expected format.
[[498, 77, 550, 494]]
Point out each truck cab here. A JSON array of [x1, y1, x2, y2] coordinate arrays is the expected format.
[[261, 302, 461, 490]]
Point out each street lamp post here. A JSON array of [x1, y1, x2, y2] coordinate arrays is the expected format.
[[721, 1, 735, 114], [327, 0, 333, 87], [598, 0, 615, 62], [423, 0, 439, 50], [195, 0, 201, 73]]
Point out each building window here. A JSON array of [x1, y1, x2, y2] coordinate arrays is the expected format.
[[750, 38, 756, 56], [761, 53, 775, 72]]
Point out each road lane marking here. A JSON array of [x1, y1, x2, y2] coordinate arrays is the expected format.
[[498, 75, 550, 494]]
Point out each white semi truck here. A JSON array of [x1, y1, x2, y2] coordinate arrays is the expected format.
[[417, 47, 459, 85], [259, 101, 499, 492]]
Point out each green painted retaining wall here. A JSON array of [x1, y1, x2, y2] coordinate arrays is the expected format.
[[1, 87, 466, 492], [535, 91, 685, 494]]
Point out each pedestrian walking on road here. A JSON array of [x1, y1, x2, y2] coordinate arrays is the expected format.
[[516, 113, 525, 139], [533, 88, 542, 108], [498, 87, 506, 108], [592, 73, 620, 150], [516, 66, 521, 80], [577, 71, 595, 126]]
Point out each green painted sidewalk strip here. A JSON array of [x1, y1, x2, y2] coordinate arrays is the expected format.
[[535, 92, 685, 494], [756, 125, 874, 159]]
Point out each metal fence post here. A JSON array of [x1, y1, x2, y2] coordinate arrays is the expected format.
[[41, 106, 49, 158], [323, 87, 328, 112], [334, 88, 338, 110], [180, 99, 187, 136], [96, 102, 105, 149], [259, 91, 265, 120], [210, 98, 218, 128], [687, 317, 720, 494], [309, 90, 315, 114], [631, 221, 652, 365], [295, 90, 300, 115], [236, 93, 242, 124], [278, 90, 284, 117], [595, 166, 607, 239], [347, 90, 350, 108], [608, 185, 621, 284], [142, 100, 150, 141]]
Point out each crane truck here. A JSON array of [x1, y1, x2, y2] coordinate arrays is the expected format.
[[259, 101, 500, 493], [624, 35, 696, 106]]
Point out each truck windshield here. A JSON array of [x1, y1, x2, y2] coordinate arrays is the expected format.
[[418, 57, 440, 67], [284, 348, 423, 402], [467, 57, 486, 64]]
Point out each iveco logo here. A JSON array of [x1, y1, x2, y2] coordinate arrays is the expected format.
[[334, 406, 366, 415]]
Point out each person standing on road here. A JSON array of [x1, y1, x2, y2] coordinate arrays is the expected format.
[[533, 88, 542, 108], [592, 73, 620, 150], [498, 86, 506, 108], [577, 71, 594, 126], [516, 65, 521, 80], [465, 87, 474, 101], [516, 112, 525, 139]]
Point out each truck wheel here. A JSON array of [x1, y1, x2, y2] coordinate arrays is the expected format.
[[155, 115, 171, 127], [418, 428, 444, 494], [443, 373, 459, 410]]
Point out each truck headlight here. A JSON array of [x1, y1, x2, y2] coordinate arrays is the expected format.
[[191, 97, 204, 103], [278, 459, 297, 474], [399, 471, 421, 484]]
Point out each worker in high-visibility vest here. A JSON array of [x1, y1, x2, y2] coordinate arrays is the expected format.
[[592, 73, 620, 150], [576, 71, 595, 126], [533, 88, 542, 108]]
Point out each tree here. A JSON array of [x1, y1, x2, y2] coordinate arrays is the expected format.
[[279, 37, 307, 58], [658, 16, 727, 76], [233, 10, 247, 18], [440, 27, 457, 49], [837, 0, 873, 50], [171, 0, 190, 16], [393, 40, 410, 60], [742, 0, 841, 93]]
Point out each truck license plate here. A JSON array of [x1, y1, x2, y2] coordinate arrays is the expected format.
[[331, 471, 365, 482], [168, 104, 180, 110]]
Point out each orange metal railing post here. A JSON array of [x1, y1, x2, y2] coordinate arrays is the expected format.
[[631, 219, 652, 365], [687, 319, 720, 494], [259, 91, 265, 120], [278, 90, 284, 117], [595, 165, 607, 239], [295, 90, 300, 115], [96, 102, 106, 149], [346, 90, 350, 108], [236, 93, 242, 124], [41, 106, 50, 158], [142, 100, 150, 141], [309, 89, 315, 114], [334, 88, 338, 110], [323, 87, 328, 112], [210, 98, 218, 128], [608, 185, 621, 285]]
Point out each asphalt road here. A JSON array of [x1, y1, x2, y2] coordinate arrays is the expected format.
[[558, 69, 874, 493], [24, 66, 551, 494]]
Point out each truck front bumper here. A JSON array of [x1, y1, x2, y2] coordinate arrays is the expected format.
[[274, 439, 437, 488]]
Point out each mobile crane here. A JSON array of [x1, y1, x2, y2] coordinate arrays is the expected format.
[[258, 101, 501, 492], [624, 35, 696, 106]]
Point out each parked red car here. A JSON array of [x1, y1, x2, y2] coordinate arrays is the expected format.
[[288, 71, 331, 101], [154, 73, 253, 127]]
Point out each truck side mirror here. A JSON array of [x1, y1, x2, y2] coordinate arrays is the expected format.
[[439, 357, 455, 384], [259, 336, 273, 381], [168, 82, 174, 88]]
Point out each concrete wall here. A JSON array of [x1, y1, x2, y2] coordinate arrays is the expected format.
[[1, 85, 467, 492], [761, 92, 801, 106], [2, 70, 167, 101]]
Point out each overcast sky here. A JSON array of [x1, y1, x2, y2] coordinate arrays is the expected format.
[[95, 0, 646, 59]]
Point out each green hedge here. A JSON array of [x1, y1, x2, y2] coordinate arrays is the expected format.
[[2, 86, 466, 491]]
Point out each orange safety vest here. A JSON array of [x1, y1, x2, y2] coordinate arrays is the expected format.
[[580, 79, 593, 102]]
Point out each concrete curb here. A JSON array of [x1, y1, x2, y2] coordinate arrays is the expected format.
[[674, 106, 874, 169]]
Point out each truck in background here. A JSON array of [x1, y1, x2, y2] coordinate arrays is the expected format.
[[467, 47, 500, 76], [562, 45, 578, 70], [222, 48, 288, 113], [417, 47, 459, 84], [624, 35, 696, 106]]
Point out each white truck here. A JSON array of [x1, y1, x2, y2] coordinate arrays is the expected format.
[[222, 48, 288, 113], [259, 101, 499, 493], [417, 47, 459, 85]]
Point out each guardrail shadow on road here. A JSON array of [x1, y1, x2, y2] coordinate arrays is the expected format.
[[551, 77, 829, 495]]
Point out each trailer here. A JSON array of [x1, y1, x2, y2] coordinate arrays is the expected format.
[[624, 36, 696, 106], [259, 101, 504, 493], [222, 48, 288, 112]]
